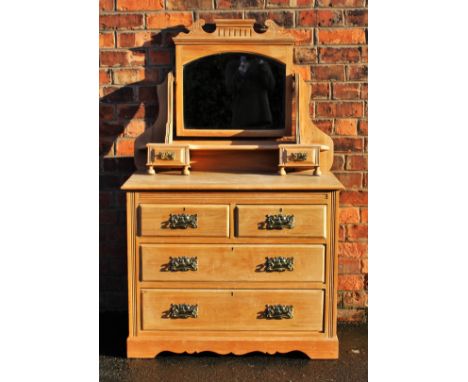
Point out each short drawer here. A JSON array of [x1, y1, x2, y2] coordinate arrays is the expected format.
[[140, 244, 325, 282], [141, 289, 324, 331], [138, 204, 229, 237], [279, 145, 320, 167], [147, 144, 189, 167], [236, 205, 327, 239]]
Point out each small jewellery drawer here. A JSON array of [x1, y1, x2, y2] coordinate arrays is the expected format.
[[138, 204, 229, 237], [147, 144, 189, 167], [140, 244, 325, 282], [236, 205, 327, 239], [141, 289, 324, 331]]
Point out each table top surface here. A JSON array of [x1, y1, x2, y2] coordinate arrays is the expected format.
[[122, 171, 344, 191]]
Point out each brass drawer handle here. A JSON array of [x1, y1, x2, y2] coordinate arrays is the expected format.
[[261, 304, 294, 320], [264, 214, 295, 230], [151, 150, 175, 161], [165, 304, 198, 319], [265, 256, 294, 272], [168, 213, 198, 229], [168, 256, 198, 272], [289, 152, 307, 161]]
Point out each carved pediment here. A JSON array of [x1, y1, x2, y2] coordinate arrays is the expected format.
[[173, 19, 294, 44]]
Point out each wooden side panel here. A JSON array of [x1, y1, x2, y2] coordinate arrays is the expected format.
[[237, 205, 327, 239], [139, 204, 229, 237], [140, 244, 325, 282], [141, 289, 324, 332]]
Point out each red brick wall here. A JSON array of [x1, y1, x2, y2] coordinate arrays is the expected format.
[[99, 0, 368, 322]]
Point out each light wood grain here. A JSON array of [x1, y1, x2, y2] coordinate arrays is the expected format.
[[140, 244, 325, 282], [138, 204, 229, 237], [141, 289, 323, 332], [237, 205, 327, 239]]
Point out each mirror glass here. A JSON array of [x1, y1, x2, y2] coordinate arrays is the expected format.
[[183, 53, 286, 130]]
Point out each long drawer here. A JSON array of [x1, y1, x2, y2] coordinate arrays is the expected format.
[[138, 204, 229, 237], [141, 289, 324, 331], [140, 244, 325, 282], [236, 205, 327, 239]]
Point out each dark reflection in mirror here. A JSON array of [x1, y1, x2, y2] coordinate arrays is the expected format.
[[183, 53, 285, 130]]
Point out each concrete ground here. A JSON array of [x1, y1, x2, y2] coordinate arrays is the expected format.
[[100, 312, 367, 382]]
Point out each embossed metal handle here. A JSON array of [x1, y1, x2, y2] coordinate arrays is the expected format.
[[167, 304, 198, 319], [264, 214, 295, 230], [265, 257, 294, 272], [168, 213, 198, 229], [289, 152, 307, 161], [156, 151, 175, 160], [262, 304, 294, 319], [168, 256, 198, 272]]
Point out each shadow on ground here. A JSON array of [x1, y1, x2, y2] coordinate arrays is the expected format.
[[100, 312, 367, 382]]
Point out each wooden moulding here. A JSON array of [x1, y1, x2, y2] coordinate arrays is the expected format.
[[127, 334, 339, 359]]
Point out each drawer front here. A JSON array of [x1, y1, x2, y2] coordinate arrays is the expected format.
[[280, 147, 319, 167], [140, 245, 325, 282], [148, 146, 187, 166], [141, 289, 324, 331], [139, 204, 229, 237], [236, 205, 327, 239]]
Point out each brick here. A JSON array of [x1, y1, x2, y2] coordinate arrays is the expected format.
[[339, 275, 364, 291], [294, 0, 313, 5], [339, 242, 367, 258], [340, 191, 367, 205], [333, 82, 360, 99], [138, 86, 158, 102], [334, 172, 362, 188], [358, 119, 368, 135], [348, 65, 367, 81], [118, 104, 157, 119], [123, 119, 146, 137], [247, 11, 294, 28], [100, 0, 113, 11], [338, 258, 361, 274], [168, 0, 212, 9], [117, 0, 164, 10], [267, 0, 289, 7], [335, 119, 357, 135], [332, 154, 345, 171], [149, 49, 172, 65], [311, 65, 345, 81], [115, 138, 135, 156], [198, 12, 243, 23], [100, 210, 119, 225], [339, 207, 359, 223], [361, 46, 367, 62], [347, 224, 367, 240], [311, 82, 330, 99], [289, 29, 312, 45], [99, 69, 111, 85], [339, 225, 345, 241], [361, 258, 368, 273], [342, 291, 367, 308], [298, 10, 342, 27], [346, 154, 367, 170], [334, 137, 363, 152], [100, 121, 124, 137], [363, 172, 368, 188], [360, 207, 368, 223], [294, 47, 317, 64], [100, 32, 115, 48], [338, 309, 366, 323], [319, 47, 360, 63], [313, 119, 333, 135], [317, 0, 365, 6], [100, 14, 144, 30], [344, 9, 368, 26], [147, 12, 193, 28], [360, 83, 368, 99], [99, 191, 113, 209], [100, 50, 145, 66], [216, 0, 264, 8], [117, 32, 154, 48], [294, 66, 311, 81], [100, 103, 115, 120], [316, 101, 363, 117], [317, 28, 366, 45], [113, 68, 145, 84], [100, 86, 135, 103]]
